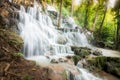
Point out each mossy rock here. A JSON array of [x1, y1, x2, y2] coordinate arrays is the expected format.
[[71, 46, 91, 57], [72, 55, 81, 65], [88, 57, 120, 78], [0, 29, 23, 54]]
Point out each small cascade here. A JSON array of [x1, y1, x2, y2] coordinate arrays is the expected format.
[[51, 44, 74, 54], [63, 30, 90, 46], [74, 68, 103, 80]]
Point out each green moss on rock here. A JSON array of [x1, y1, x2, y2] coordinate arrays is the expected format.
[[0, 29, 23, 54], [88, 57, 120, 78], [72, 55, 81, 65]]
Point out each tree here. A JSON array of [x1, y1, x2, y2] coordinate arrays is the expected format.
[[84, 0, 89, 28], [113, 0, 120, 49], [70, 0, 74, 17], [98, 4, 107, 35], [58, 0, 63, 28]]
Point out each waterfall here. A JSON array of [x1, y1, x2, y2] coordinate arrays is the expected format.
[[15, 2, 104, 80], [18, 5, 58, 56], [17, 2, 90, 57]]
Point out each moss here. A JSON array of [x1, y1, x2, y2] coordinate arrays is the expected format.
[[0, 29, 23, 54], [12, 52, 23, 58], [88, 57, 120, 78], [72, 55, 81, 65], [62, 70, 67, 80], [23, 75, 33, 80], [71, 46, 91, 57]]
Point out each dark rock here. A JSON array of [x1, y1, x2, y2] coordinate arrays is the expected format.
[[96, 41, 105, 48], [92, 49, 102, 56], [50, 59, 59, 63]]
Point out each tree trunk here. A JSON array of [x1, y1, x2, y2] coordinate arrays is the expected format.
[[51, 0, 53, 5], [98, 6, 107, 36], [70, 0, 74, 17], [115, 10, 120, 49], [92, 9, 98, 31], [58, 0, 63, 28], [84, 0, 89, 28]]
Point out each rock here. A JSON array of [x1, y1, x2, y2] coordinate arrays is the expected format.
[[73, 55, 81, 65], [92, 49, 102, 56], [71, 46, 91, 57], [50, 59, 59, 63], [88, 57, 120, 78], [0, 29, 23, 54], [59, 58, 64, 62], [66, 55, 72, 60], [57, 35, 68, 44], [96, 41, 105, 48], [63, 17, 77, 29]]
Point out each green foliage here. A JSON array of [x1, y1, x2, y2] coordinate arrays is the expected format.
[[62, 7, 70, 16], [73, 55, 81, 65], [40, 0, 120, 49], [12, 52, 24, 58], [23, 75, 33, 80]]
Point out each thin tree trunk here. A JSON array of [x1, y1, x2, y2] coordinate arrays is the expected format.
[[98, 6, 107, 35], [58, 0, 63, 28], [115, 10, 120, 49], [51, 0, 53, 5], [84, 0, 89, 28], [70, 0, 74, 17], [92, 9, 98, 31]]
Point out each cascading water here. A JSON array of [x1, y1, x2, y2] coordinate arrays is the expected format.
[[16, 1, 103, 80], [18, 2, 63, 56], [74, 68, 103, 80], [17, 2, 90, 57]]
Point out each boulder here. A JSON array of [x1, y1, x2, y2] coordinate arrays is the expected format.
[[50, 59, 59, 63], [71, 46, 91, 57], [57, 35, 68, 44], [92, 49, 102, 56]]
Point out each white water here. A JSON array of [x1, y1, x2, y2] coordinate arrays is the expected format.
[[16, 2, 103, 80], [17, 2, 90, 57], [74, 68, 103, 80]]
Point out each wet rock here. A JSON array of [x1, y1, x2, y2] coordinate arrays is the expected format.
[[63, 17, 77, 29], [66, 55, 72, 60], [92, 49, 102, 56], [71, 46, 91, 57], [73, 55, 81, 65], [57, 35, 68, 44], [96, 41, 105, 48], [88, 57, 120, 78], [59, 58, 64, 62], [50, 59, 59, 63]]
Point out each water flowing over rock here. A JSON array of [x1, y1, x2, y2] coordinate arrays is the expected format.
[[16, 2, 91, 57], [13, 1, 106, 80]]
